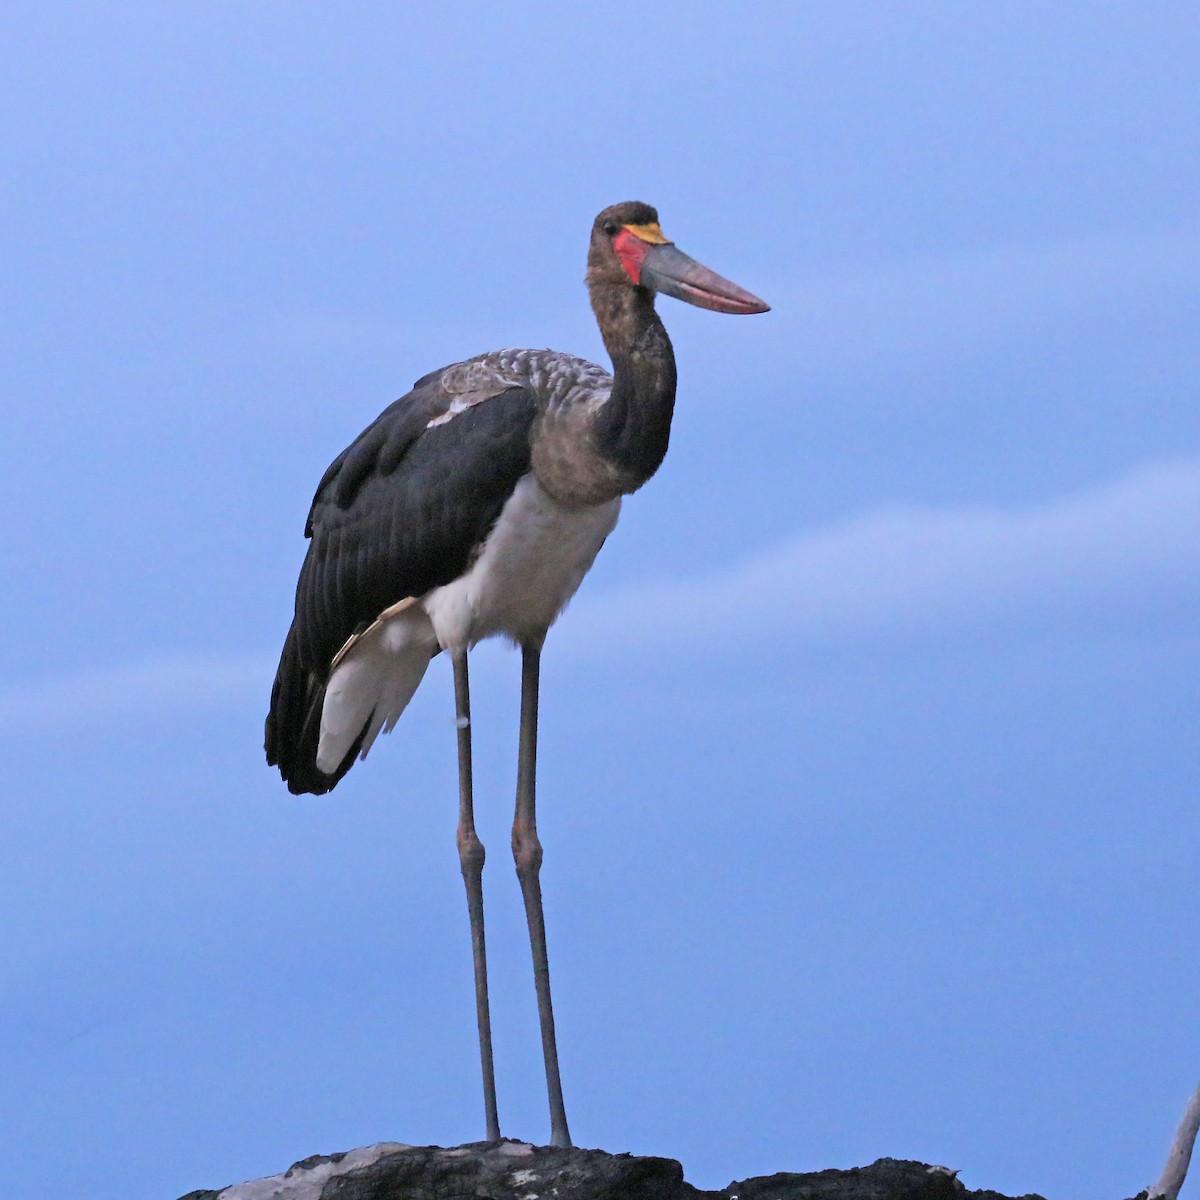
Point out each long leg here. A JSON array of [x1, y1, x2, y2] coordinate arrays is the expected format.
[[452, 647, 500, 1142], [511, 638, 572, 1148]]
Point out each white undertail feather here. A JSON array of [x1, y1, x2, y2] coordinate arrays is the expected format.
[[317, 602, 437, 773]]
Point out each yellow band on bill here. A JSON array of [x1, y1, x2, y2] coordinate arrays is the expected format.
[[623, 222, 671, 244]]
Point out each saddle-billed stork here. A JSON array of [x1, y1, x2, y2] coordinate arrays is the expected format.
[[266, 201, 769, 1147]]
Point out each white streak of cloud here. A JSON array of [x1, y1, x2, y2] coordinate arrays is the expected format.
[[0, 651, 273, 734], [3, 457, 1196, 733], [561, 456, 1200, 658]]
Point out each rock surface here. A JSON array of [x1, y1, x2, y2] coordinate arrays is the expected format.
[[175, 1140, 1059, 1200]]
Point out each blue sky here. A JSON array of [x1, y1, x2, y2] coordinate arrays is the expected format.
[[1, 4, 1197, 1198]]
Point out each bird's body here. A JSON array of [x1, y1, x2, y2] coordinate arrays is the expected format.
[[267, 349, 627, 794], [266, 203, 767, 1146]]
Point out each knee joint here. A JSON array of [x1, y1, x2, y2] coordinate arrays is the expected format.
[[511, 824, 542, 875], [457, 828, 485, 874]]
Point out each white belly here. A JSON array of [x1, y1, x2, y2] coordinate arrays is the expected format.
[[422, 473, 621, 649]]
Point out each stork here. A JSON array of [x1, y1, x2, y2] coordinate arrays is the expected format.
[[265, 201, 768, 1148]]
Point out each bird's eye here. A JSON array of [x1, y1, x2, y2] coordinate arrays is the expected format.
[[603, 221, 618, 236]]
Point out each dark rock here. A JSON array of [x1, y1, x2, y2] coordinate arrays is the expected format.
[[720, 1157, 1028, 1200], [324, 1140, 693, 1200], [175, 1140, 1051, 1200]]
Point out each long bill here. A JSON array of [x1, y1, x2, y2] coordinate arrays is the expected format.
[[637, 241, 770, 315]]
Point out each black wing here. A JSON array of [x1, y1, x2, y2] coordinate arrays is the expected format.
[[266, 368, 539, 794]]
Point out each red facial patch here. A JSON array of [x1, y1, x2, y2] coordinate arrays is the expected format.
[[612, 228, 650, 285]]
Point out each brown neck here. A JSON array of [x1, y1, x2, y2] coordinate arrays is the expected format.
[[587, 281, 678, 492]]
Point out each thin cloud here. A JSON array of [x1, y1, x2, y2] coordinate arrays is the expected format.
[[3, 458, 1195, 733], [0, 651, 273, 734], [560, 456, 1200, 657]]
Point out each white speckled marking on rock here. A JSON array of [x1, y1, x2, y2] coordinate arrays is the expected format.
[[215, 1143, 411, 1199]]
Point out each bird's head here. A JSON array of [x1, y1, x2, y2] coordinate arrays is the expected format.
[[586, 201, 769, 315]]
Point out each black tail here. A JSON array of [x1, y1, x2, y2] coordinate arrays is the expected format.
[[265, 624, 364, 795]]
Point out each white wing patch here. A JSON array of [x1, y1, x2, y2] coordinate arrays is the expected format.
[[425, 389, 503, 430]]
